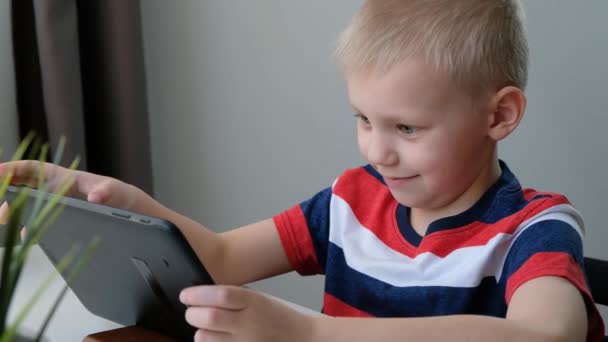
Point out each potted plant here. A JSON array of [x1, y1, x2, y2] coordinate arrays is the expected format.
[[0, 133, 98, 341]]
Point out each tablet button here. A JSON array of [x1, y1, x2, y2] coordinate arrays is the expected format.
[[139, 218, 151, 224], [112, 212, 131, 219]]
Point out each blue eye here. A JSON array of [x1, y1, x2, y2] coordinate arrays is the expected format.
[[397, 125, 417, 135]]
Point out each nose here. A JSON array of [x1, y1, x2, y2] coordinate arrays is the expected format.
[[365, 131, 398, 166]]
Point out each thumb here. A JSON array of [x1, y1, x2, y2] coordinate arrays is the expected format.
[[86, 179, 119, 205], [85, 179, 136, 210], [87, 187, 108, 204], [0, 202, 27, 241]]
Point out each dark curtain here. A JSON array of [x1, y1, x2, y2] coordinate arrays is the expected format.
[[11, 0, 154, 195]]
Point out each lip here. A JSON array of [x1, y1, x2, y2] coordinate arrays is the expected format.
[[383, 175, 419, 187]]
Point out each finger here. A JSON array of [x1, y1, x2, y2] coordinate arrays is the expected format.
[[76, 172, 106, 198], [86, 179, 124, 206], [48, 169, 103, 201], [0, 161, 75, 196], [86, 184, 109, 204], [185, 307, 239, 333], [0, 201, 8, 224], [0, 161, 53, 186], [180, 285, 249, 310], [0, 202, 27, 241], [194, 329, 230, 342]]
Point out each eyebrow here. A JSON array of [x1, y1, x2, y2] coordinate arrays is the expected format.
[[349, 103, 400, 119], [349, 103, 431, 125], [350, 103, 362, 113]]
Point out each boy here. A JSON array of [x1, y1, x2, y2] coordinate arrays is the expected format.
[[1, 0, 604, 341]]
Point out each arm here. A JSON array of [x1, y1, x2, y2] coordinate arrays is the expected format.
[[311, 276, 587, 342], [179, 276, 588, 342], [0, 160, 292, 286], [132, 190, 292, 285]]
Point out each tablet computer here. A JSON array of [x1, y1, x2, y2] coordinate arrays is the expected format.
[[2, 185, 214, 341]]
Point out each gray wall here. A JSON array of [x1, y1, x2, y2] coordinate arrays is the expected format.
[[0, 0, 19, 153], [141, 1, 608, 310]]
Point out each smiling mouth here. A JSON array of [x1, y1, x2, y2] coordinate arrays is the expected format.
[[384, 175, 418, 181], [383, 175, 419, 186]]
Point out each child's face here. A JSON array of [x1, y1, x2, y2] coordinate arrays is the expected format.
[[347, 59, 496, 211]]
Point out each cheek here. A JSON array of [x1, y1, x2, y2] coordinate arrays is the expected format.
[[421, 134, 485, 180], [357, 129, 368, 157], [405, 140, 448, 171], [407, 138, 467, 178]]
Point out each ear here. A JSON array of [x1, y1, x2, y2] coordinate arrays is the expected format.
[[487, 86, 526, 141]]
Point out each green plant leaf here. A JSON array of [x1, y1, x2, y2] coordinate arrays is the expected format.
[[20, 155, 79, 249], [26, 143, 49, 229], [7, 150, 80, 326], [11, 144, 75, 305], [0, 134, 36, 332], [24, 137, 42, 163], [35, 236, 101, 341], [7, 205, 65, 311], [0, 244, 81, 342], [0, 135, 92, 341], [13, 205, 64, 274], [51, 136, 66, 166], [0, 189, 30, 332], [0, 132, 35, 203]]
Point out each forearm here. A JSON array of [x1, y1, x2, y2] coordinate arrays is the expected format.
[[128, 188, 227, 283], [311, 315, 567, 342], [126, 189, 291, 286]]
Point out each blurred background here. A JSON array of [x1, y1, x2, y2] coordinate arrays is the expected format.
[[1, 0, 607, 339]]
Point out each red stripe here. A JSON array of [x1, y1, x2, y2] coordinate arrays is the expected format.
[[273, 205, 321, 275], [323, 293, 374, 317], [506, 252, 588, 303], [333, 167, 417, 257], [506, 252, 604, 342], [522, 188, 561, 201], [416, 194, 572, 257], [334, 168, 572, 258]]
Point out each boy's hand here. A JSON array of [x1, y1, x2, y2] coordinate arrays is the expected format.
[[0, 201, 26, 240], [180, 285, 313, 342], [0, 201, 9, 225], [0, 161, 140, 211]]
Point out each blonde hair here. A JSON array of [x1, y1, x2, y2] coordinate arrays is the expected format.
[[334, 0, 529, 94]]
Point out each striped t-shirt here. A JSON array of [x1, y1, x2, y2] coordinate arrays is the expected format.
[[273, 161, 604, 341]]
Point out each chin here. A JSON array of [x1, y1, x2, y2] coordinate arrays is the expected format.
[[390, 191, 431, 209]]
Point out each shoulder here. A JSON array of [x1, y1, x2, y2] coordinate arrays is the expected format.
[[472, 162, 579, 233], [516, 188, 583, 234], [485, 181, 582, 237], [520, 188, 572, 208], [502, 188, 585, 281]]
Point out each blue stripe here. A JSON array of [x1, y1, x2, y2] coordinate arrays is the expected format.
[[363, 164, 385, 185], [398, 160, 551, 236], [500, 219, 584, 283], [324, 242, 507, 317], [300, 187, 333, 271], [396, 205, 422, 247]]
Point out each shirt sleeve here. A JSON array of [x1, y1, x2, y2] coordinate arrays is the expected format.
[[273, 186, 333, 275], [502, 212, 604, 341]]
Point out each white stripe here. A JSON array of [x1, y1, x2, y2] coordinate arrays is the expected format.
[[328, 194, 584, 288]]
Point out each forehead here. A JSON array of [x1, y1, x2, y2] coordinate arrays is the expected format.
[[346, 59, 473, 116]]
